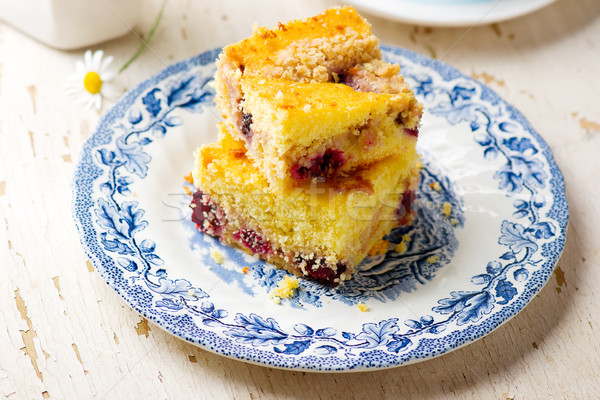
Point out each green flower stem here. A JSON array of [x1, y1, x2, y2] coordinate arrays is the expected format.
[[119, 0, 168, 74]]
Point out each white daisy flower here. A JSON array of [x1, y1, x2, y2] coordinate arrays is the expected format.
[[65, 50, 119, 110]]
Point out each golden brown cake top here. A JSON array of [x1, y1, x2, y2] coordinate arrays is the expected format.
[[240, 75, 418, 152], [219, 6, 381, 82], [242, 75, 409, 115]]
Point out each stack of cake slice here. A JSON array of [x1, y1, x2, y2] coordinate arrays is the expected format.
[[191, 7, 423, 286]]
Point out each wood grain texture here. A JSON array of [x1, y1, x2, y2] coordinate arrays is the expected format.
[[1, 0, 599, 398]]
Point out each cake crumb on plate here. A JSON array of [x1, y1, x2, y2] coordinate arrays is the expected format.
[[210, 248, 224, 264], [442, 202, 452, 217], [395, 241, 407, 254], [270, 275, 300, 303]]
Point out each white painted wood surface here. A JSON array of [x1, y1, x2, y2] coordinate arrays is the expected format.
[[1, 0, 599, 398]]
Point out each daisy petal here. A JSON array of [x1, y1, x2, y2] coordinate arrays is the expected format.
[[74, 94, 89, 105], [65, 78, 82, 87], [100, 55, 114, 75], [102, 71, 117, 82], [93, 94, 102, 110], [65, 87, 83, 94], [85, 96, 96, 110], [92, 50, 104, 71], [84, 50, 93, 69]]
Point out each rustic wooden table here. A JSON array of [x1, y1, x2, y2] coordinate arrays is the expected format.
[[1, 0, 599, 398]]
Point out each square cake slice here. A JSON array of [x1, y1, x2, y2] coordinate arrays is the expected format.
[[190, 124, 420, 286], [237, 75, 419, 192], [214, 6, 422, 191]]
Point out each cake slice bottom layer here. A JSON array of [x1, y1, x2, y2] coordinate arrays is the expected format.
[[191, 125, 420, 286]]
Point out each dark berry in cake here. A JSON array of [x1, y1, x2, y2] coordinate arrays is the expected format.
[[290, 149, 345, 181], [191, 191, 227, 237], [233, 228, 272, 256], [241, 112, 253, 138], [294, 256, 347, 286]]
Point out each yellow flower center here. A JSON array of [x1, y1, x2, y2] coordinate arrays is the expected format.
[[83, 71, 103, 94]]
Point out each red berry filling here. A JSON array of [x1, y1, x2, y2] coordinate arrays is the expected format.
[[394, 112, 405, 125], [404, 127, 419, 137], [233, 228, 273, 256], [294, 256, 347, 286], [396, 190, 416, 220], [396, 113, 419, 138], [290, 149, 345, 181], [290, 165, 309, 180], [240, 111, 253, 140], [190, 191, 227, 237]]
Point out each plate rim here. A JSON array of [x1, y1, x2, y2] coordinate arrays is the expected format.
[[72, 45, 569, 372], [345, 0, 557, 27]]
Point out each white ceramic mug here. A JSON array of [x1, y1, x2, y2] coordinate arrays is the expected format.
[[0, 0, 141, 49]]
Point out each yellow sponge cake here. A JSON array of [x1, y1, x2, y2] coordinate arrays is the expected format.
[[215, 6, 422, 191], [190, 7, 423, 287], [239, 75, 419, 192], [191, 124, 420, 286]]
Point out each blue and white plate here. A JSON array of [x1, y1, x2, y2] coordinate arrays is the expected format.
[[72, 46, 568, 371], [346, 0, 556, 27]]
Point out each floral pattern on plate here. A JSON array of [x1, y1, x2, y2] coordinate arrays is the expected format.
[[72, 46, 568, 371]]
